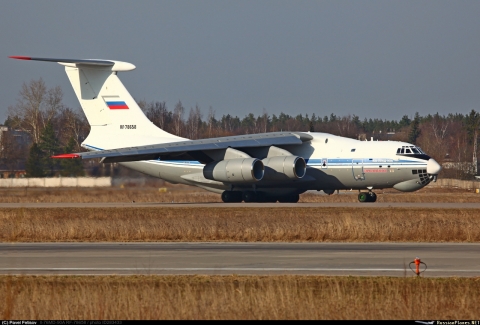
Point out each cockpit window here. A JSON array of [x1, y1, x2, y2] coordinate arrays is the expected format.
[[395, 145, 429, 160], [397, 146, 426, 155]]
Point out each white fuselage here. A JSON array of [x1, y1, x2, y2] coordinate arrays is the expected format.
[[108, 133, 436, 195]]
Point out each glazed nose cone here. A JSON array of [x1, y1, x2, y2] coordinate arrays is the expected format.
[[427, 158, 441, 175]]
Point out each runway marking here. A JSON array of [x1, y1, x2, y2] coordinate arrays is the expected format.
[[1, 268, 479, 272]]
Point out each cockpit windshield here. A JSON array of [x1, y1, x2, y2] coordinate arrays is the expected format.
[[396, 146, 427, 156]]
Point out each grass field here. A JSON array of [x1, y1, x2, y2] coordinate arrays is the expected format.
[[1, 187, 479, 320], [1, 206, 479, 242], [2, 275, 479, 319]]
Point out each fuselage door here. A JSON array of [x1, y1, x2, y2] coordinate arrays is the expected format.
[[352, 159, 365, 181]]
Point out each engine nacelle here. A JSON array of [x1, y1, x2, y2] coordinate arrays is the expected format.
[[203, 158, 264, 183], [262, 156, 306, 180]]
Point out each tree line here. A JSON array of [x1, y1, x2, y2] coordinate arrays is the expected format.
[[2, 78, 480, 179]]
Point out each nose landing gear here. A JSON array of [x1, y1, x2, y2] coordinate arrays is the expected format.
[[358, 191, 377, 203]]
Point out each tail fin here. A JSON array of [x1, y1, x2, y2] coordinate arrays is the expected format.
[[9, 56, 184, 150]]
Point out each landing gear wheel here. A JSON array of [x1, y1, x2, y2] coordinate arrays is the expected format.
[[255, 192, 267, 203], [221, 191, 242, 203], [358, 192, 368, 202], [278, 193, 300, 203], [358, 192, 377, 203], [242, 191, 257, 203]]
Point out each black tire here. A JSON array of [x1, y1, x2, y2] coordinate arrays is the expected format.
[[358, 192, 368, 202], [231, 191, 243, 202], [222, 191, 243, 203], [369, 192, 377, 202], [221, 191, 232, 203], [278, 193, 300, 203], [242, 191, 257, 203], [255, 192, 267, 203]]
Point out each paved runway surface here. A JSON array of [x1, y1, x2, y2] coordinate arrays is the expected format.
[[1, 202, 480, 208], [1, 243, 479, 277]]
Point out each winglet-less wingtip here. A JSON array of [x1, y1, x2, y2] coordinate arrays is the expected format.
[[9, 56, 32, 60]]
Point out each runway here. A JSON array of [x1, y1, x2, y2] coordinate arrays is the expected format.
[[1, 202, 480, 208], [1, 242, 479, 277]]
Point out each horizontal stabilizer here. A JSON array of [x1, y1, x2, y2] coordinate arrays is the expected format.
[[51, 154, 81, 159], [9, 56, 135, 71]]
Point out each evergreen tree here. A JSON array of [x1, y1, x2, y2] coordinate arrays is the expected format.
[[38, 122, 60, 177], [25, 143, 45, 177], [465, 109, 480, 145], [399, 115, 411, 128], [408, 112, 421, 144], [60, 137, 84, 177]]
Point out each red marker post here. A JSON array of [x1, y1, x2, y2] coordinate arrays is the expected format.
[[409, 257, 427, 277], [414, 257, 421, 276]]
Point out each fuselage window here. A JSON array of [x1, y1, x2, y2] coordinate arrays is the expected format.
[[351, 149, 356, 152], [325, 138, 328, 144]]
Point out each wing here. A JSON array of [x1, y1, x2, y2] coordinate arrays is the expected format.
[[53, 132, 313, 163]]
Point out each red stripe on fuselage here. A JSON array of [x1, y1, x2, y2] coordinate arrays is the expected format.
[[108, 105, 129, 109]]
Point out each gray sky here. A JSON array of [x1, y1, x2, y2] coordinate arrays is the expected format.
[[2, 0, 480, 123]]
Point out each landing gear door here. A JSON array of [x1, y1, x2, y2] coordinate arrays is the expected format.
[[352, 159, 365, 181]]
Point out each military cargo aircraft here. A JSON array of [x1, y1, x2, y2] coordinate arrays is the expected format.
[[10, 56, 441, 203]]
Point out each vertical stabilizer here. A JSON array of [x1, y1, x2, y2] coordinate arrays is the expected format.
[[9, 56, 185, 150]]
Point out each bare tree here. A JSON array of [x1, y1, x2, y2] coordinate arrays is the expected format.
[[431, 113, 449, 143], [256, 108, 269, 133], [207, 106, 216, 138], [173, 100, 185, 136], [56, 107, 88, 149], [186, 104, 202, 139], [144, 101, 169, 130], [7, 78, 63, 143]]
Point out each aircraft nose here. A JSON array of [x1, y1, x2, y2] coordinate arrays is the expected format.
[[427, 158, 442, 175]]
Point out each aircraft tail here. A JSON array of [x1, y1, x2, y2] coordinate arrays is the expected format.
[[9, 56, 184, 151]]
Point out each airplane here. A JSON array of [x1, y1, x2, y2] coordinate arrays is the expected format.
[[9, 56, 442, 203]]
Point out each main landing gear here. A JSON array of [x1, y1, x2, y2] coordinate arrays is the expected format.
[[358, 191, 377, 203], [221, 191, 300, 203]]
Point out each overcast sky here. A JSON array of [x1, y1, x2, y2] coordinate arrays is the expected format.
[[2, 0, 480, 123]]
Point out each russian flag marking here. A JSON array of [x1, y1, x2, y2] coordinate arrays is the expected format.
[[106, 101, 129, 110]]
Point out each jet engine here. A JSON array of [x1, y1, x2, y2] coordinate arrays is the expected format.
[[262, 156, 306, 181], [203, 158, 264, 183]]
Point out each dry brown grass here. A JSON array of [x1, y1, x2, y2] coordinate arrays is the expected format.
[[0, 187, 221, 203], [1, 275, 479, 319], [0, 186, 479, 203], [1, 207, 479, 242]]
